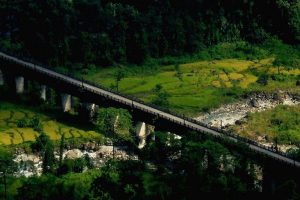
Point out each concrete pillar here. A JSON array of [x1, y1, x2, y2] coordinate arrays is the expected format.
[[0, 69, 4, 86], [61, 93, 72, 112], [15, 76, 24, 94], [83, 102, 97, 118], [40, 85, 47, 101], [136, 122, 155, 149]]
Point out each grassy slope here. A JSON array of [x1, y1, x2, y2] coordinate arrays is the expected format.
[[230, 105, 300, 145], [0, 102, 103, 145], [84, 58, 300, 116]]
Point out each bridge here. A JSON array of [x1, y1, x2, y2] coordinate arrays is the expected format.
[[0, 51, 300, 168]]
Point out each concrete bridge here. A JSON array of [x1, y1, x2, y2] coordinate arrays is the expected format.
[[0, 51, 300, 169]]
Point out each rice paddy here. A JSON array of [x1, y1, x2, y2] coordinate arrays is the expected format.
[[0, 102, 103, 145], [84, 58, 300, 115]]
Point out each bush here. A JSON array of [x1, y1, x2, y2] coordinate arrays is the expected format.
[[29, 117, 43, 132], [257, 74, 269, 85], [271, 74, 289, 82], [17, 118, 28, 128]]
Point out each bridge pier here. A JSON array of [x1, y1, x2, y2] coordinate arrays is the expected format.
[[136, 122, 154, 149], [40, 85, 47, 101], [61, 93, 72, 112], [15, 76, 24, 94], [0, 69, 4, 86], [80, 102, 97, 120]]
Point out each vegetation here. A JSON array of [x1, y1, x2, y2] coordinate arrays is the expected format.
[[2, 132, 300, 199], [231, 105, 300, 146], [1, 0, 300, 66], [84, 40, 300, 115], [0, 101, 103, 145], [1, 0, 300, 117], [1, 0, 300, 198]]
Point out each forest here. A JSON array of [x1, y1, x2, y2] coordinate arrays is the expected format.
[[0, 0, 299, 67]]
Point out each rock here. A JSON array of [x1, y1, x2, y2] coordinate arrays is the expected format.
[[235, 120, 243, 125], [250, 99, 259, 108], [293, 95, 300, 101], [64, 149, 83, 159], [273, 92, 285, 103]]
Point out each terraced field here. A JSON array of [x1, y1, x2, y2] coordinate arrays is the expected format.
[[85, 58, 300, 115], [0, 102, 103, 145]]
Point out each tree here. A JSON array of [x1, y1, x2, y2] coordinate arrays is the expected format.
[[16, 175, 60, 200], [0, 146, 16, 199], [59, 131, 65, 168], [95, 107, 133, 155], [174, 63, 183, 82], [114, 68, 125, 92], [42, 140, 55, 174], [92, 160, 120, 199], [31, 132, 55, 174], [152, 84, 170, 108], [96, 108, 132, 136]]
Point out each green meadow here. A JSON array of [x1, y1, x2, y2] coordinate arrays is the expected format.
[[84, 58, 300, 116], [0, 102, 103, 145], [231, 105, 300, 145]]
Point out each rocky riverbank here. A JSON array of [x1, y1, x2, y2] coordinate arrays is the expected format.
[[196, 91, 300, 128], [13, 145, 137, 177]]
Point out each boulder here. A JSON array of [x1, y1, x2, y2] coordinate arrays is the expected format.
[[293, 94, 300, 101], [273, 92, 285, 103], [249, 99, 259, 108], [64, 149, 83, 159]]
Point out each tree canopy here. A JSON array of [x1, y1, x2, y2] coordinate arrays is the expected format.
[[0, 0, 299, 66]]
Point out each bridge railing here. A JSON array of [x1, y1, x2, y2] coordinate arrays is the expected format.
[[0, 49, 299, 164]]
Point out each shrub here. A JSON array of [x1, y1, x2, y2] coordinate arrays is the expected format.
[[257, 74, 269, 85], [29, 117, 43, 132], [17, 118, 28, 128], [271, 74, 289, 82]]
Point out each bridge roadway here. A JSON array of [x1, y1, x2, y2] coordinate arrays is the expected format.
[[1, 51, 300, 168]]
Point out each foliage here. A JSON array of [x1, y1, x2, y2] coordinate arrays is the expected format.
[[151, 84, 170, 108], [31, 131, 55, 174], [0, 146, 15, 173], [257, 74, 269, 86], [57, 158, 87, 175], [231, 105, 300, 145], [1, 0, 300, 66], [95, 107, 132, 137], [113, 68, 126, 91]]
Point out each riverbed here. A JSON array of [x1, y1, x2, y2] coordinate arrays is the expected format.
[[196, 91, 300, 128]]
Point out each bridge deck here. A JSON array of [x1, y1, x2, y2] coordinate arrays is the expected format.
[[0, 52, 299, 168]]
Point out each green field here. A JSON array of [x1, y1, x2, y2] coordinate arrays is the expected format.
[[0, 102, 103, 145], [84, 58, 300, 116], [230, 105, 300, 145]]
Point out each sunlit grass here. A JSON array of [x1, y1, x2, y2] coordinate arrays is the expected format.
[[230, 105, 300, 144], [0, 102, 103, 145], [84, 58, 300, 116]]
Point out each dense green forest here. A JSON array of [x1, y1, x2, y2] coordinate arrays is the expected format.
[[0, 0, 300, 66]]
